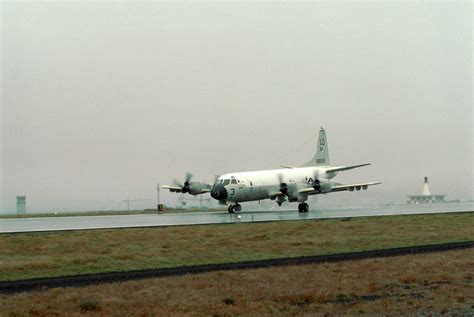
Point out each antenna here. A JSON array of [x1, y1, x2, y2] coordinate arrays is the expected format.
[[156, 184, 160, 210]]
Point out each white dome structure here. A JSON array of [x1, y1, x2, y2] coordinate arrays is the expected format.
[[407, 177, 445, 204]]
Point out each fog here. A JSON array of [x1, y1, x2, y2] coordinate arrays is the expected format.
[[1, 2, 472, 213]]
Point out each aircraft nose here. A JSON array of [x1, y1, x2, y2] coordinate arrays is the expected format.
[[211, 184, 228, 200]]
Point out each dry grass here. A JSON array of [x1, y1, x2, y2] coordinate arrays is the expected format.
[[1, 248, 472, 316], [0, 212, 472, 281]]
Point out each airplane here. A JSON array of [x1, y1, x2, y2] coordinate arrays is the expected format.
[[163, 127, 381, 213]]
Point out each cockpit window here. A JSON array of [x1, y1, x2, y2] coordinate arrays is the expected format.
[[223, 179, 230, 186], [231, 179, 237, 184]]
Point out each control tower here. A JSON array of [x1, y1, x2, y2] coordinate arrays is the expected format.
[[407, 177, 446, 204], [16, 196, 26, 214]]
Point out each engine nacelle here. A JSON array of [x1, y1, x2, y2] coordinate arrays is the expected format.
[[188, 182, 212, 195], [313, 178, 332, 193], [288, 196, 299, 203], [286, 183, 300, 202]]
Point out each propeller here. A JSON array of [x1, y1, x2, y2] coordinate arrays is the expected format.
[[173, 172, 194, 193], [277, 173, 289, 195], [311, 170, 321, 192]]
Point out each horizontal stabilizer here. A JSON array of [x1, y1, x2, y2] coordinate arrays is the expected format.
[[325, 163, 371, 174]]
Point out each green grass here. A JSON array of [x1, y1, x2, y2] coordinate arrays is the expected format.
[[0, 212, 472, 281]]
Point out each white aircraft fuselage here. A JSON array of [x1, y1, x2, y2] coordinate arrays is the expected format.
[[214, 167, 337, 204]]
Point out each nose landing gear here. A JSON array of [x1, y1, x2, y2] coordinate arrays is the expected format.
[[228, 204, 242, 213], [298, 202, 309, 213]]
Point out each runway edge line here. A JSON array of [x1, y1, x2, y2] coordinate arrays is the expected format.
[[1, 241, 472, 294]]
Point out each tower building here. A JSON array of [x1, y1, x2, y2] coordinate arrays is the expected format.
[[407, 177, 446, 204], [16, 196, 26, 214]]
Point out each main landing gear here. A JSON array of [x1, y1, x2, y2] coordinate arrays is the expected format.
[[228, 204, 241, 213], [298, 202, 309, 213]]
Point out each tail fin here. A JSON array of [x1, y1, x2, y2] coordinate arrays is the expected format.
[[302, 127, 330, 167]]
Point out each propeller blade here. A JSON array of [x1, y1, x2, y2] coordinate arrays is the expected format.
[[185, 172, 193, 183], [172, 179, 183, 188], [312, 169, 321, 191], [277, 173, 288, 195], [277, 173, 284, 185], [314, 169, 320, 179]]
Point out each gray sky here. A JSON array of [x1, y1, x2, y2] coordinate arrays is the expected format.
[[1, 2, 472, 212]]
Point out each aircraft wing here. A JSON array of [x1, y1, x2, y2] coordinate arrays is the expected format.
[[161, 185, 184, 193], [299, 182, 381, 195], [324, 163, 371, 173], [162, 185, 212, 194], [269, 191, 286, 198], [329, 182, 382, 192]]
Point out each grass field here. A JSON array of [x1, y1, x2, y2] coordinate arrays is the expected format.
[[0, 212, 472, 281], [1, 248, 472, 316]]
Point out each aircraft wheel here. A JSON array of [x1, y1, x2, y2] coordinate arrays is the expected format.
[[234, 204, 242, 212], [298, 203, 309, 213], [303, 203, 309, 212], [228, 205, 234, 213]]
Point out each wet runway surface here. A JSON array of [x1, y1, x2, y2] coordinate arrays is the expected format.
[[1, 202, 472, 233]]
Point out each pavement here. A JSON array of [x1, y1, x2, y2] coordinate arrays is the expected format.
[[1, 202, 472, 234]]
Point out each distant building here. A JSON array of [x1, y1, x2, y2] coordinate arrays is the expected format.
[[16, 196, 26, 214], [407, 177, 446, 204]]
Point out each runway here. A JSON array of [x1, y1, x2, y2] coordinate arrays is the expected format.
[[1, 202, 472, 233]]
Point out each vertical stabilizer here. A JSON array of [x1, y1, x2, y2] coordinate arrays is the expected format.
[[302, 127, 330, 167], [421, 177, 431, 196]]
